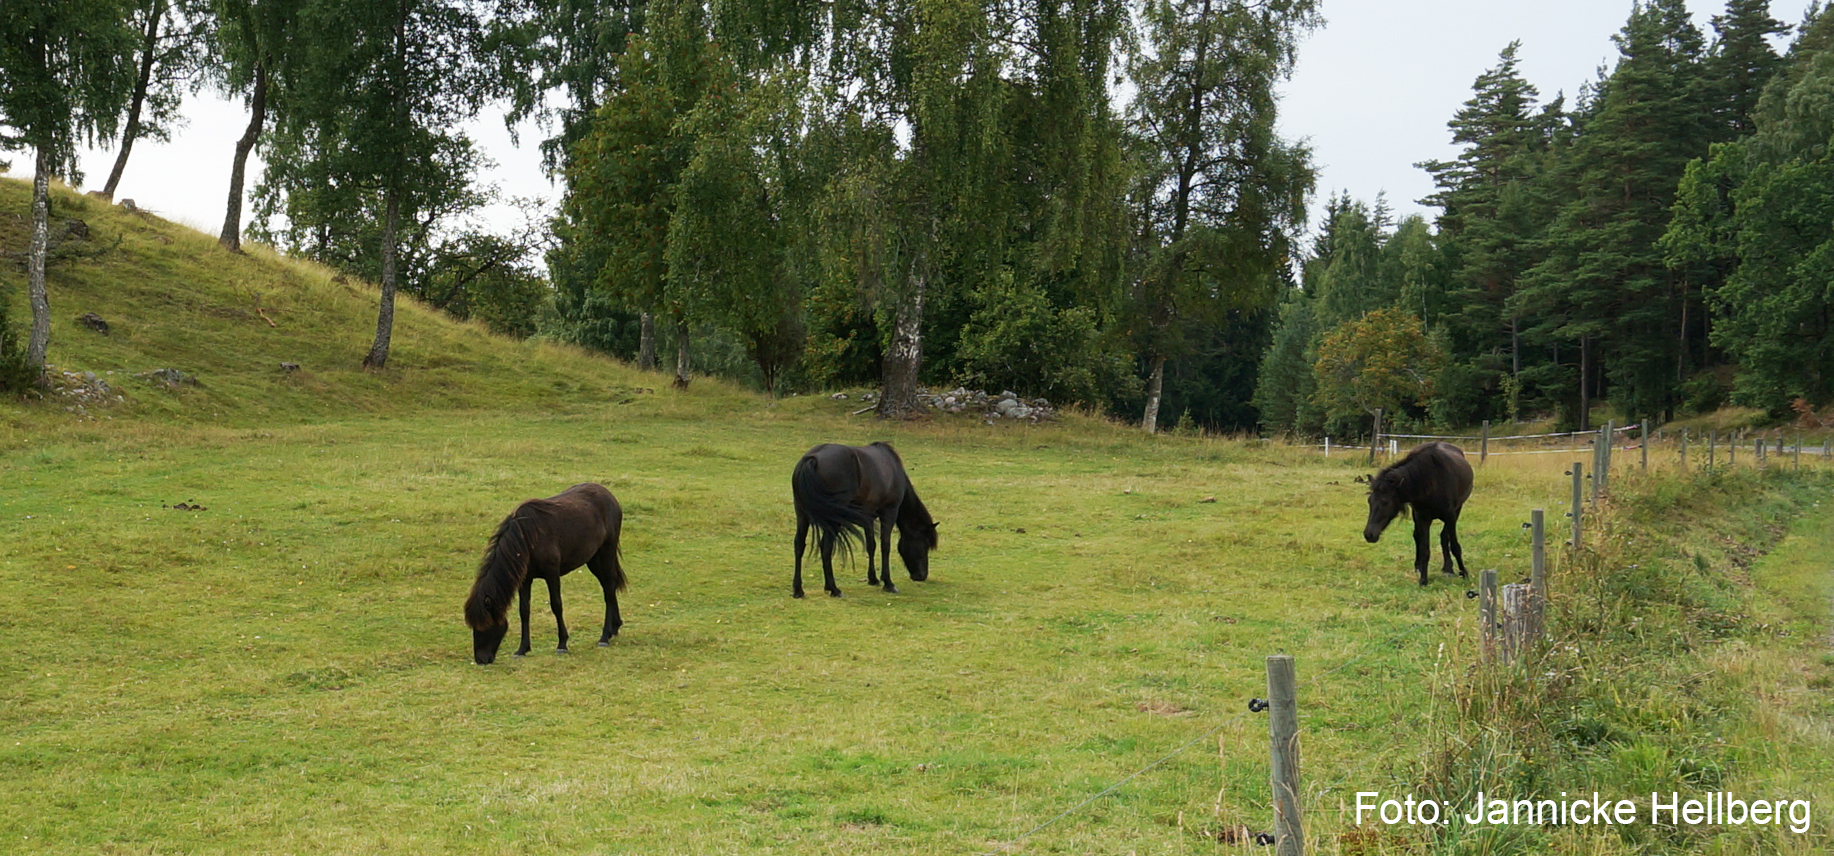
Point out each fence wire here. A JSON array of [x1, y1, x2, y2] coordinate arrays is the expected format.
[[977, 620, 1440, 854]]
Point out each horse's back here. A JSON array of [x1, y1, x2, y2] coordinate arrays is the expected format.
[[520, 483, 619, 571], [1424, 442, 1474, 507]]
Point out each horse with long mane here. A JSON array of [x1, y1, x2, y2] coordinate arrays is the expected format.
[[463, 483, 626, 664], [1363, 441, 1473, 586], [791, 442, 938, 598]]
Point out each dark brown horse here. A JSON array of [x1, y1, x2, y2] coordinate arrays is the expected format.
[[1363, 441, 1473, 586], [791, 442, 938, 598], [463, 483, 626, 664]]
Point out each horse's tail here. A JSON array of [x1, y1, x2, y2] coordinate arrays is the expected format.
[[792, 453, 871, 558], [465, 513, 530, 631], [601, 525, 627, 592]]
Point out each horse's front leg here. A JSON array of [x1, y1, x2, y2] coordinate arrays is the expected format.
[[547, 576, 569, 653], [515, 577, 535, 656], [1442, 517, 1468, 578], [878, 509, 897, 593], [793, 513, 809, 599], [1412, 515, 1433, 587]]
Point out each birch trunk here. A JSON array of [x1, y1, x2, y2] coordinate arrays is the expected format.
[[27, 148, 53, 382], [876, 270, 927, 419], [363, 187, 402, 369]]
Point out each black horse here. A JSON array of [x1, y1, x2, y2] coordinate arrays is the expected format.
[[1363, 441, 1473, 586], [464, 483, 626, 664], [791, 442, 938, 598]]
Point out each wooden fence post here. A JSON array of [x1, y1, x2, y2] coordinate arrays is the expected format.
[[1529, 509, 1547, 639], [1481, 420, 1490, 464], [1369, 409, 1383, 466], [1680, 429, 1688, 471], [1730, 433, 1737, 466], [1480, 569, 1499, 661], [1640, 420, 1649, 472], [1599, 420, 1614, 498], [1708, 430, 1717, 470], [1500, 583, 1534, 665], [1568, 462, 1584, 549], [1264, 655, 1303, 856], [1795, 434, 1801, 470]]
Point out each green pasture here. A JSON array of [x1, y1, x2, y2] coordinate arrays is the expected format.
[[3, 179, 1832, 853], [0, 406, 1520, 854]]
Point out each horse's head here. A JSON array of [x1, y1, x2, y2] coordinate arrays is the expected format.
[[898, 520, 939, 581], [472, 621, 509, 665], [1363, 470, 1407, 543]]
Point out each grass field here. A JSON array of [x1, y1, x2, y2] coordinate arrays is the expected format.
[[2, 179, 1832, 854]]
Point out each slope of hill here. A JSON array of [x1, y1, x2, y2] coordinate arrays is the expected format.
[[0, 177, 763, 430]]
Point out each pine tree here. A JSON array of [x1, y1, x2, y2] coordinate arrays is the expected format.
[[1418, 43, 1563, 422], [1519, 0, 1712, 426]]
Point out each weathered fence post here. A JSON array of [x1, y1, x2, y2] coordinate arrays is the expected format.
[[1500, 583, 1535, 665], [1264, 655, 1303, 856], [1479, 569, 1499, 661], [1640, 420, 1649, 472], [1708, 430, 1717, 470], [1369, 408, 1383, 466], [1795, 434, 1801, 470], [1323, 437, 1330, 458], [1481, 420, 1490, 464], [1680, 429, 1688, 471], [1529, 509, 1547, 640], [1730, 433, 1737, 466], [1568, 462, 1584, 549], [1756, 437, 1765, 468], [1599, 420, 1614, 498]]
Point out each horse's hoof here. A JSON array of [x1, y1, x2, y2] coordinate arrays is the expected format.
[[556, 648, 570, 655], [793, 590, 806, 599], [828, 590, 843, 598], [883, 584, 899, 594]]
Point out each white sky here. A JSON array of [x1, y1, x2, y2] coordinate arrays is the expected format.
[[7, 0, 1818, 243]]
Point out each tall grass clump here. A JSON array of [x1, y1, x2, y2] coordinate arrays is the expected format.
[[1403, 467, 1834, 854]]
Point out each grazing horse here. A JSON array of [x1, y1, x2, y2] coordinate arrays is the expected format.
[[1363, 441, 1473, 586], [791, 442, 938, 598], [464, 483, 626, 664]]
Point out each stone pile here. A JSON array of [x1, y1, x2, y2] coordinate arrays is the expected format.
[[43, 366, 125, 416], [919, 387, 1056, 422], [825, 386, 1058, 422]]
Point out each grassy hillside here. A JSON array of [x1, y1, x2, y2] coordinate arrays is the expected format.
[[1, 178, 1831, 854], [0, 177, 754, 431]]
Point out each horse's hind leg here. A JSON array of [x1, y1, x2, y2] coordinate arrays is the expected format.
[[820, 531, 842, 597], [589, 548, 622, 645], [515, 577, 535, 656], [793, 512, 810, 599], [864, 519, 878, 586], [1443, 517, 1468, 578], [546, 576, 570, 653]]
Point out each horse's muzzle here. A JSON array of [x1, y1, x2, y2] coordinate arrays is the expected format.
[[473, 626, 508, 665]]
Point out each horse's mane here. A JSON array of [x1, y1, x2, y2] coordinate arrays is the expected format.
[[464, 511, 532, 631]]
